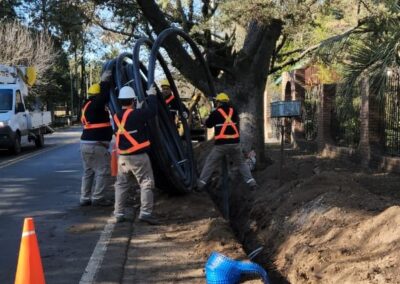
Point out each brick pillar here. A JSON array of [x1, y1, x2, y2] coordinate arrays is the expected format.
[[359, 78, 384, 167], [317, 84, 335, 152], [293, 69, 305, 140], [369, 90, 383, 155], [359, 78, 370, 167], [284, 80, 292, 143]]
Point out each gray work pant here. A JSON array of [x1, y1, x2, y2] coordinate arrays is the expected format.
[[114, 153, 155, 218], [198, 144, 256, 188], [80, 143, 111, 201]]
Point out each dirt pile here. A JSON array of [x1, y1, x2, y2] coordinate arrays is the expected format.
[[226, 148, 400, 283]]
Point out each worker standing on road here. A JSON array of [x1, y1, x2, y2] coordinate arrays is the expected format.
[[113, 85, 160, 225], [79, 71, 114, 207], [197, 92, 259, 191]]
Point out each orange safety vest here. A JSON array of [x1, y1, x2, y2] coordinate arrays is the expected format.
[[113, 109, 151, 155], [81, 101, 112, 129], [214, 107, 240, 140], [165, 94, 175, 105]]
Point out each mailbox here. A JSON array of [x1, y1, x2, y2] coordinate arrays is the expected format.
[[270, 100, 301, 118]]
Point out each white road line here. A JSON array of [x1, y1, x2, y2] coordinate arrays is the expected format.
[[0, 145, 65, 170], [79, 217, 115, 284]]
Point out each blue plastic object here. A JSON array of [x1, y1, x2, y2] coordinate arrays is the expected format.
[[205, 251, 271, 284], [270, 100, 301, 118]]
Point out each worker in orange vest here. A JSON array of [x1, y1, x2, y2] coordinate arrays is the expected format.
[[160, 79, 189, 121], [113, 84, 160, 224], [197, 92, 259, 191], [79, 71, 113, 207]]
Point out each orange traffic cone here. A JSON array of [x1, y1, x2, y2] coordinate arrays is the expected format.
[[111, 144, 118, 177], [15, 217, 45, 284]]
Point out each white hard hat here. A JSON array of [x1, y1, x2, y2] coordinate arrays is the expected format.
[[118, 86, 136, 99]]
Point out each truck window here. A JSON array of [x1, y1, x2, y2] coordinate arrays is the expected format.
[[0, 89, 13, 111], [15, 91, 25, 113]]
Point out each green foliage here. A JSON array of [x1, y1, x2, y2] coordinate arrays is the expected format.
[[0, 0, 21, 21], [314, 1, 400, 100], [331, 86, 361, 147]]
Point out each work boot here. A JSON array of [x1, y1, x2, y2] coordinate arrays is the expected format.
[[92, 198, 113, 207], [195, 179, 207, 192], [115, 215, 133, 223], [114, 213, 135, 223], [138, 214, 161, 225], [79, 199, 92, 206], [115, 215, 126, 223], [250, 183, 260, 191]]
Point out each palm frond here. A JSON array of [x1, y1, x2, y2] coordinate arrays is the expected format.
[[341, 27, 400, 100]]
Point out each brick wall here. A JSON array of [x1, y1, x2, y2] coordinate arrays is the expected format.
[[358, 78, 371, 168], [358, 79, 389, 169], [317, 84, 335, 152], [277, 70, 400, 173], [293, 69, 305, 140]]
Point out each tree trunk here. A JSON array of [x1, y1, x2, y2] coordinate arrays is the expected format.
[[80, 41, 86, 100], [227, 20, 282, 166]]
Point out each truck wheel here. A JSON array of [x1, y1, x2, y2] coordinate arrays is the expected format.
[[10, 134, 21, 155], [35, 134, 44, 148]]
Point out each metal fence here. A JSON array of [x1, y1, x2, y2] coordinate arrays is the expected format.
[[330, 86, 360, 147], [383, 73, 400, 156], [303, 86, 319, 141]]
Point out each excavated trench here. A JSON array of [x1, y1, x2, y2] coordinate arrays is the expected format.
[[197, 142, 400, 284], [195, 141, 289, 283]]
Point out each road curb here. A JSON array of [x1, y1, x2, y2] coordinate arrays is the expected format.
[[94, 220, 134, 284]]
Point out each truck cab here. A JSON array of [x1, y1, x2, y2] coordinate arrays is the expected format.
[[0, 65, 52, 154]]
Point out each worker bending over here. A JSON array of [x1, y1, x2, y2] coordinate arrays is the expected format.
[[113, 85, 160, 224], [79, 72, 113, 207], [197, 92, 259, 191]]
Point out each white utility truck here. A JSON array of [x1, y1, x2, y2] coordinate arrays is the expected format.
[[0, 65, 53, 154]]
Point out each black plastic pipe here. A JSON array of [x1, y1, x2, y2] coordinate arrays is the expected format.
[[103, 28, 216, 194]]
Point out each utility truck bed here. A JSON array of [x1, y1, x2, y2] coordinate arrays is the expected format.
[[30, 111, 52, 128]]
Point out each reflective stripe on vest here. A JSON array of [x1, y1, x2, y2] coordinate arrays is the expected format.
[[113, 109, 150, 155], [81, 101, 112, 129], [214, 107, 240, 140], [165, 94, 175, 105]]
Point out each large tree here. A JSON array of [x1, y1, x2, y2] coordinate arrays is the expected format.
[[14, 0, 376, 163], [85, 0, 367, 164], [0, 21, 57, 87]]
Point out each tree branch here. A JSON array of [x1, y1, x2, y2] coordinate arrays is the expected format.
[[93, 20, 140, 38], [188, 0, 194, 23], [274, 35, 287, 57], [359, 0, 373, 14], [137, 0, 212, 94], [176, 0, 189, 32], [271, 22, 367, 73]]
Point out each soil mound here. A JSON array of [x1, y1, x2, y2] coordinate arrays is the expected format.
[[228, 149, 400, 283]]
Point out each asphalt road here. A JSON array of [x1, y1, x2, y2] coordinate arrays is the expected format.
[[0, 126, 113, 284]]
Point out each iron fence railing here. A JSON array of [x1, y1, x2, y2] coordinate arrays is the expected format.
[[303, 86, 319, 141], [383, 73, 400, 156], [330, 85, 360, 148]]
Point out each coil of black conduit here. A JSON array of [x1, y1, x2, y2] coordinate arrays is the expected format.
[[103, 28, 216, 194]]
